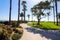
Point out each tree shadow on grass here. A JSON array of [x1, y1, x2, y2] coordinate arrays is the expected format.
[[25, 27, 60, 40]]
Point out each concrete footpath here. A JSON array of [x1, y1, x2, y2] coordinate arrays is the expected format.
[[19, 23, 60, 40]]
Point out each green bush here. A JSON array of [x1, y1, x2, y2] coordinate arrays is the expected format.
[[12, 33, 21, 40], [0, 24, 13, 40], [0, 21, 9, 25], [13, 28, 22, 34], [0, 29, 10, 40], [19, 20, 28, 23], [11, 21, 17, 27]]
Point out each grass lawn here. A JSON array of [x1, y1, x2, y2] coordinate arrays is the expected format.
[[28, 22, 60, 30]]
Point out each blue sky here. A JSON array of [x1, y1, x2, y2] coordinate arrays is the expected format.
[[0, 0, 60, 21]]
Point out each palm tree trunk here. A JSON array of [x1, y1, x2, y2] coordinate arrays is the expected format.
[[9, 0, 12, 24], [24, 8, 25, 21], [48, 16, 49, 22], [32, 14, 34, 25], [28, 17, 29, 21], [21, 17, 23, 21], [32, 14, 33, 22], [59, 19, 60, 24], [53, 2, 55, 24], [55, 0, 58, 26], [17, 0, 20, 27]]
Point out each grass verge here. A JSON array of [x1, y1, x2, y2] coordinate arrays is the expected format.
[[28, 22, 60, 30]]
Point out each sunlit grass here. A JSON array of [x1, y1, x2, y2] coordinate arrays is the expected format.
[[28, 22, 60, 30]]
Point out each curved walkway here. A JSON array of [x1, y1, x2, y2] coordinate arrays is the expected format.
[[19, 23, 60, 40]]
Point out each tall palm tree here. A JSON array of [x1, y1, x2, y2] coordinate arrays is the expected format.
[[27, 14, 30, 21], [47, 12, 50, 22], [17, 0, 20, 27], [58, 13, 60, 24], [53, 1, 55, 24], [31, 8, 34, 24], [54, 0, 59, 25], [9, 0, 12, 24], [20, 12, 24, 21], [51, 0, 55, 24], [58, 13, 60, 20], [22, 1, 27, 21]]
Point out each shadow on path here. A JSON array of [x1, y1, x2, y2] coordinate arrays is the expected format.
[[25, 27, 60, 40]]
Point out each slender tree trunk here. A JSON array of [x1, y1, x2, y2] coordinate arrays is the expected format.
[[37, 17, 40, 25], [55, 0, 58, 26], [28, 17, 29, 21], [32, 14, 33, 22], [37, 10, 41, 25], [17, 0, 20, 27], [48, 16, 49, 22], [24, 8, 25, 21], [21, 17, 23, 21], [32, 14, 34, 25], [9, 0, 12, 24], [53, 2, 55, 24], [59, 19, 60, 24], [37, 18, 40, 25]]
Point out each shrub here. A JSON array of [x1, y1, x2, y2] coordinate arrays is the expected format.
[[0, 29, 10, 40], [11, 21, 17, 27], [0, 24, 13, 40], [13, 28, 22, 34], [12, 33, 21, 40], [19, 20, 28, 23]]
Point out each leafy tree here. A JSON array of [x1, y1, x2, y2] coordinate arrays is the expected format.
[[31, 1, 51, 25]]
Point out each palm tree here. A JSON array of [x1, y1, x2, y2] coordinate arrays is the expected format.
[[58, 13, 60, 20], [55, 0, 59, 25], [51, 0, 55, 24], [22, 1, 27, 21], [54, 0, 60, 25], [20, 12, 24, 21], [53, 1, 55, 24], [27, 14, 30, 21], [17, 0, 20, 27], [31, 13, 33, 22], [31, 8, 35, 25], [58, 13, 60, 24], [9, 0, 12, 24], [47, 12, 50, 22]]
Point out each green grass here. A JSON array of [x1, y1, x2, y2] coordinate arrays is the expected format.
[[28, 22, 60, 30]]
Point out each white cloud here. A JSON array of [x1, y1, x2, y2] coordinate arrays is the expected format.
[[25, 0, 46, 4], [30, 0, 45, 4], [30, 0, 41, 4]]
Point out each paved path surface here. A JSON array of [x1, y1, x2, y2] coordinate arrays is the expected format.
[[19, 23, 60, 40]]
